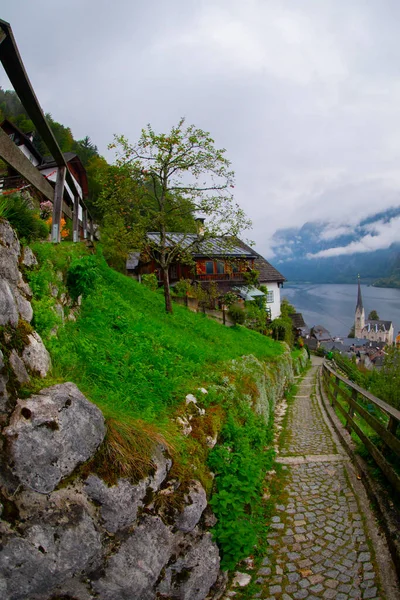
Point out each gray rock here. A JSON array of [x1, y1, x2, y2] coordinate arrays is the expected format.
[[9, 350, 30, 385], [54, 302, 64, 321], [149, 443, 173, 491], [0, 220, 20, 256], [93, 516, 174, 600], [0, 241, 20, 285], [17, 277, 32, 299], [13, 287, 33, 323], [0, 505, 101, 600], [175, 480, 207, 532], [50, 283, 59, 298], [85, 475, 147, 533], [4, 382, 106, 493], [0, 279, 19, 326], [157, 532, 220, 600], [22, 332, 51, 378], [21, 246, 38, 268]]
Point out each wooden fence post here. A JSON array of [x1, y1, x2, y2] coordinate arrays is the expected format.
[[90, 219, 94, 241], [346, 387, 357, 432], [51, 166, 66, 243], [83, 208, 88, 240], [73, 196, 79, 242]]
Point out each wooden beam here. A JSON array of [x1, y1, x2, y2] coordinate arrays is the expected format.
[[73, 196, 79, 242], [0, 127, 54, 201], [83, 208, 88, 240], [51, 166, 66, 243]]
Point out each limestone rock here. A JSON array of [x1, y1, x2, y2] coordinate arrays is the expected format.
[[0, 505, 101, 600], [13, 287, 33, 322], [17, 277, 32, 299], [0, 220, 20, 255], [175, 480, 207, 532], [0, 233, 19, 285], [149, 443, 172, 491], [21, 246, 38, 268], [157, 532, 220, 600], [4, 382, 106, 493], [85, 475, 147, 533], [93, 516, 174, 600], [21, 332, 51, 378], [0, 278, 19, 326], [9, 350, 30, 385], [0, 349, 9, 414]]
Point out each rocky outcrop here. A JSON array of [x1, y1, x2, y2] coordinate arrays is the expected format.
[[0, 221, 51, 397], [4, 383, 106, 494]]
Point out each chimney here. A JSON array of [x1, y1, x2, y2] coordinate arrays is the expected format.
[[195, 217, 205, 237]]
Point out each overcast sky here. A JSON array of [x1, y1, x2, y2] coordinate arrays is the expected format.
[[2, 0, 400, 258]]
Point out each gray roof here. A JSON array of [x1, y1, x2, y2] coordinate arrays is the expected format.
[[289, 313, 306, 328], [126, 252, 140, 270], [38, 152, 78, 169], [235, 240, 286, 283], [146, 232, 257, 258], [364, 320, 393, 332]]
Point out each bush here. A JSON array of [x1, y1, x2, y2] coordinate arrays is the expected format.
[[141, 273, 158, 291], [228, 303, 246, 325], [1, 194, 49, 242], [66, 255, 98, 300]]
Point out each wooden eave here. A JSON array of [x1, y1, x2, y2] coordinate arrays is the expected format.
[[0, 20, 89, 207]]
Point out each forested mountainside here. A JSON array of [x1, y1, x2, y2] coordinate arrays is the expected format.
[[272, 208, 400, 286]]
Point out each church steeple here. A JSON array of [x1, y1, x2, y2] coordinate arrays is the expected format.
[[356, 274, 363, 311], [354, 275, 365, 338]]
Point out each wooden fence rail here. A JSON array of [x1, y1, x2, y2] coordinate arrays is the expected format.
[[321, 362, 400, 495]]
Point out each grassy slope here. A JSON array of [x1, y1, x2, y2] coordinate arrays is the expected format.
[[28, 242, 283, 424]]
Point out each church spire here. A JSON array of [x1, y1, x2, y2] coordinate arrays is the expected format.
[[356, 274, 363, 311]]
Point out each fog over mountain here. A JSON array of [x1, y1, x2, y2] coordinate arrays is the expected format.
[[273, 207, 400, 284]]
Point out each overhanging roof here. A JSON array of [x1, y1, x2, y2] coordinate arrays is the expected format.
[[0, 19, 87, 202]]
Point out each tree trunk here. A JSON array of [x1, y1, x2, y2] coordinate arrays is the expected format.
[[163, 266, 173, 314]]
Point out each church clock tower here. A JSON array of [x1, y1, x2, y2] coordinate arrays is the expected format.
[[354, 275, 365, 338]]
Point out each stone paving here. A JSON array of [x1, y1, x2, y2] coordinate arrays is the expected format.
[[240, 359, 388, 600]]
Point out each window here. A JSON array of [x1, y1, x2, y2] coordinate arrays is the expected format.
[[232, 264, 239, 273], [216, 261, 225, 274], [170, 264, 177, 279], [266, 291, 274, 303], [206, 261, 214, 274]]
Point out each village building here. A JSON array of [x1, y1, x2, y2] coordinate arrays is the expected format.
[[127, 231, 286, 319], [0, 119, 91, 239], [354, 277, 394, 345]]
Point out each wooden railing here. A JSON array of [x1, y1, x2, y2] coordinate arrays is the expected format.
[[196, 272, 245, 281], [322, 362, 400, 494]]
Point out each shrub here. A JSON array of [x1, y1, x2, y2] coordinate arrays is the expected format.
[[228, 303, 246, 325], [1, 193, 49, 242], [66, 255, 98, 300], [141, 273, 158, 291], [270, 316, 293, 346]]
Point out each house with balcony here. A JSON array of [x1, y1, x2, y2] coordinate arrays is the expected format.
[[127, 232, 286, 319]]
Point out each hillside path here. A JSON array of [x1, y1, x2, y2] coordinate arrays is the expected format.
[[233, 357, 398, 600]]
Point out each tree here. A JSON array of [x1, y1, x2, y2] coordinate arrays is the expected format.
[[103, 118, 251, 313], [368, 310, 379, 320]]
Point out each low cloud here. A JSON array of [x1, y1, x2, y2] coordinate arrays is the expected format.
[[307, 216, 400, 258], [319, 224, 355, 241]]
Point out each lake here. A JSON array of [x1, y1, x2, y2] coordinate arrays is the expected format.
[[282, 283, 400, 338]]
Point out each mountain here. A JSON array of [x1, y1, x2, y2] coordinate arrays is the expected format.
[[272, 208, 400, 285]]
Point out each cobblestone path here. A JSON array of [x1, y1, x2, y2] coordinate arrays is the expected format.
[[235, 358, 397, 600]]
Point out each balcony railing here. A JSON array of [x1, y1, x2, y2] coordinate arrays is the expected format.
[[196, 272, 245, 281]]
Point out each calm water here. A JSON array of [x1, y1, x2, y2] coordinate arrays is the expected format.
[[282, 283, 400, 338]]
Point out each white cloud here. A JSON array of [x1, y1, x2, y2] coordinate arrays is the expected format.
[[307, 216, 400, 258], [319, 224, 356, 241]]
